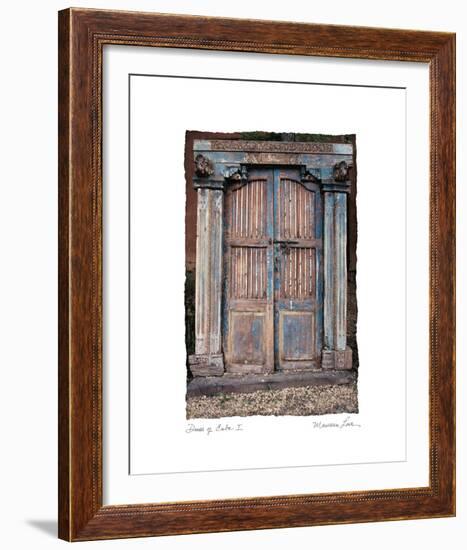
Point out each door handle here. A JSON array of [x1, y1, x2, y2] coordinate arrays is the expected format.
[[276, 239, 297, 254]]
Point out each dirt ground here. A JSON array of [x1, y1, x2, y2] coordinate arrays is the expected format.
[[186, 382, 358, 419]]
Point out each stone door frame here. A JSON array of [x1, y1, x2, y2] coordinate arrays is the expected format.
[[188, 139, 353, 380]]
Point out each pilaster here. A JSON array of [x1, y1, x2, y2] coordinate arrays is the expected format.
[[321, 161, 353, 370]]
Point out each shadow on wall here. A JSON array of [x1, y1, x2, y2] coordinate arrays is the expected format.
[[25, 519, 57, 538], [185, 269, 196, 380]]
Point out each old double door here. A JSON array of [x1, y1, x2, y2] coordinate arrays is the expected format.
[[223, 166, 323, 374]]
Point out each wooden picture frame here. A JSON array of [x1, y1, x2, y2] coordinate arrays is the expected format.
[[58, 8, 455, 541]]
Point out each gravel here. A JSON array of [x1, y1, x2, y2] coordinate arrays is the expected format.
[[186, 382, 358, 419]]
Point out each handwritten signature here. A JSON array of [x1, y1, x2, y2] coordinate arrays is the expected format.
[[312, 416, 361, 429]]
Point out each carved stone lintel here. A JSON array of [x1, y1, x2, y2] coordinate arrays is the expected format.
[[333, 160, 350, 182], [188, 354, 224, 377], [207, 139, 336, 154], [194, 154, 214, 177], [321, 348, 353, 370]]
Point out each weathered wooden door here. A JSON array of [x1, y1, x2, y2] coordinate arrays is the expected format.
[[273, 167, 323, 371], [223, 167, 274, 374], [223, 166, 322, 373]]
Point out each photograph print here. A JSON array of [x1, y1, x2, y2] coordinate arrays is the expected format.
[[185, 131, 358, 419]]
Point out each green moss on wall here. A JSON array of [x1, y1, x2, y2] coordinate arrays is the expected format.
[[239, 131, 354, 143]]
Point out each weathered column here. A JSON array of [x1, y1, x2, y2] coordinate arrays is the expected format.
[[321, 161, 353, 370], [188, 155, 224, 376]]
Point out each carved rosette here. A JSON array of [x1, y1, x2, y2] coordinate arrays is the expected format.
[[333, 160, 350, 182], [193, 154, 225, 191], [320, 161, 352, 193], [194, 154, 214, 177]]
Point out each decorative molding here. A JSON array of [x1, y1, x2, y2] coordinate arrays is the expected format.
[[193, 179, 225, 190], [321, 181, 352, 193], [223, 165, 248, 182], [301, 167, 321, 183], [208, 139, 336, 153]]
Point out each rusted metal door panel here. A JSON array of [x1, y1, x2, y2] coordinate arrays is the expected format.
[[274, 167, 323, 370], [223, 167, 274, 374], [223, 166, 323, 373]]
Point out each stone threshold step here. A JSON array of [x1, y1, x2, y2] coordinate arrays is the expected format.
[[187, 369, 357, 397]]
